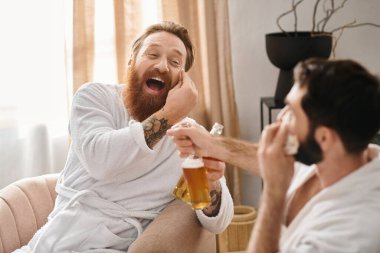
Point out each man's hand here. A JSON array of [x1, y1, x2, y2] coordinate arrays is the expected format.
[[248, 121, 295, 253], [204, 158, 225, 190], [143, 71, 197, 149], [167, 123, 261, 175], [162, 71, 198, 124], [167, 123, 212, 158], [258, 122, 295, 193]]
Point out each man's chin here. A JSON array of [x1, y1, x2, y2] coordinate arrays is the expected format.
[[127, 95, 166, 122]]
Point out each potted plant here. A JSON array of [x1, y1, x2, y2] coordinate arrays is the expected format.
[[266, 0, 380, 103]]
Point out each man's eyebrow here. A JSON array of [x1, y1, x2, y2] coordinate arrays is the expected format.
[[171, 48, 184, 57], [146, 43, 184, 57], [145, 43, 160, 50]]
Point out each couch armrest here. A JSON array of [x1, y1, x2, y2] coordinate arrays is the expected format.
[[128, 199, 216, 253], [0, 173, 58, 253]]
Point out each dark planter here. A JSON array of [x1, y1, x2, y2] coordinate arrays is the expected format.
[[265, 32, 332, 103]]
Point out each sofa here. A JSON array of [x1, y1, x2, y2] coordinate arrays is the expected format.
[[0, 174, 216, 253]]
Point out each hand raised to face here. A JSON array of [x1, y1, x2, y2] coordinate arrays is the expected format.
[[163, 71, 198, 123], [258, 122, 295, 192]]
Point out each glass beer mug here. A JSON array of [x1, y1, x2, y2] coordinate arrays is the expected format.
[[173, 122, 224, 209], [182, 155, 210, 209]]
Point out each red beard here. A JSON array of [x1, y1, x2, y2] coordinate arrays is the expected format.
[[122, 64, 171, 122]]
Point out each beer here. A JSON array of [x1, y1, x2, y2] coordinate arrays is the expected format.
[[182, 156, 210, 209], [172, 122, 224, 206], [172, 176, 191, 204]]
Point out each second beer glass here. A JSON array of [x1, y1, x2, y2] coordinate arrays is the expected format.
[[182, 156, 210, 209]]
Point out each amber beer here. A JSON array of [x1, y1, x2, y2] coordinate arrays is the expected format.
[[182, 156, 210, 209]]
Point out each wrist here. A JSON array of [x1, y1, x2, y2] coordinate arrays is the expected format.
[[262, 185, 287, 203], [207, 137, 227, 160], [156, 106, 182, 126], [208, 179, 221, 192]]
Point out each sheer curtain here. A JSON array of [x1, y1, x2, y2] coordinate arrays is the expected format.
[[71, 0, 160, 90], [0, 0, 70, 187]]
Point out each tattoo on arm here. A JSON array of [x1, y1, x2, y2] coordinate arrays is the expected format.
[[203, 182, 222, 217], [143, 115, 172, 149]]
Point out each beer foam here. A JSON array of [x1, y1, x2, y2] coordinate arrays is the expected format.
[[182, 156, 204, 168]]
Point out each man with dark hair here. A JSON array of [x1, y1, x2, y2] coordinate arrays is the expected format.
[[168, 58, 380, 252], [16, 21, 233, 252]]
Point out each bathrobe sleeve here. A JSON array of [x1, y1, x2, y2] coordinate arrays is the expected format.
[[195, 176, 234, 233], [69, 83, 162, 181]]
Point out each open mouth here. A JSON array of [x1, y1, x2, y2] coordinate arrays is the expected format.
[[145, 77, 166, 95]]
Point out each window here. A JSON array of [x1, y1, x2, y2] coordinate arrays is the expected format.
[[0, 0, 161, 187]]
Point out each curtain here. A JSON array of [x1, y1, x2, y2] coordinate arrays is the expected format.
[[73, 0, 144, 89], [0, 0, 70, 188], [160, 0, 242, 204], [73, 0, 95, 93], [114, 0, 143, 83]]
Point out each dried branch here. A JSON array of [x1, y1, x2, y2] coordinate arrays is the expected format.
[[292, 0, 298, 32], [321, 0, 348, 31], [275, 0, 380, 53], [317, 0, 335, 32], [276, 0, 305, 36], [312, 0, 322, 33], [330, 19, 380, 57], [331, 20, 355, 58], [330, 22, 380, 33]]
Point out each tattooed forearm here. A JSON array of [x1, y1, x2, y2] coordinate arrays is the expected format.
[[203, 182, 222, 217], [143, 115, 172, 149]]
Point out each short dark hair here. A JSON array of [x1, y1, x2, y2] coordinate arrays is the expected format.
[[294, 58, 380, 153], [131, 21, 194, 71]]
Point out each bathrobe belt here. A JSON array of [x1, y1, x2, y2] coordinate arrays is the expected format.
[[55, 181, 160, 236]]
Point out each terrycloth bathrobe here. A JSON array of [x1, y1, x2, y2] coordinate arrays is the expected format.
[[280, 153, 380, 252], [15, 82, 234, 253]]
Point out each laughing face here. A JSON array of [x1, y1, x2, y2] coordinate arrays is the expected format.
[[123, 31, 187, 122]]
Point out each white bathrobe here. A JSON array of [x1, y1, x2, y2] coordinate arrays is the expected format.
[[16, 82, 234, 253], [280, 153, 380, 253]]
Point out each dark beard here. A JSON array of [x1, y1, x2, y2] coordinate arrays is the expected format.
[[122, 64, 170, 122], [295, 126, 323, 166]]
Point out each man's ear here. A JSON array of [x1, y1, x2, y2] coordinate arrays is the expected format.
[[314, 126, 335, 152]]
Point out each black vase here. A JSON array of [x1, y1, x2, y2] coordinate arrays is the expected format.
[[265, 32, 332, 103]]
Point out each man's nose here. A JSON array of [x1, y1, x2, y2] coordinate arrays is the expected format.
[[154, 57, 169, 73]]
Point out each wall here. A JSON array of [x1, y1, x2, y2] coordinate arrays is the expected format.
[[227, 0, 380, 207]]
